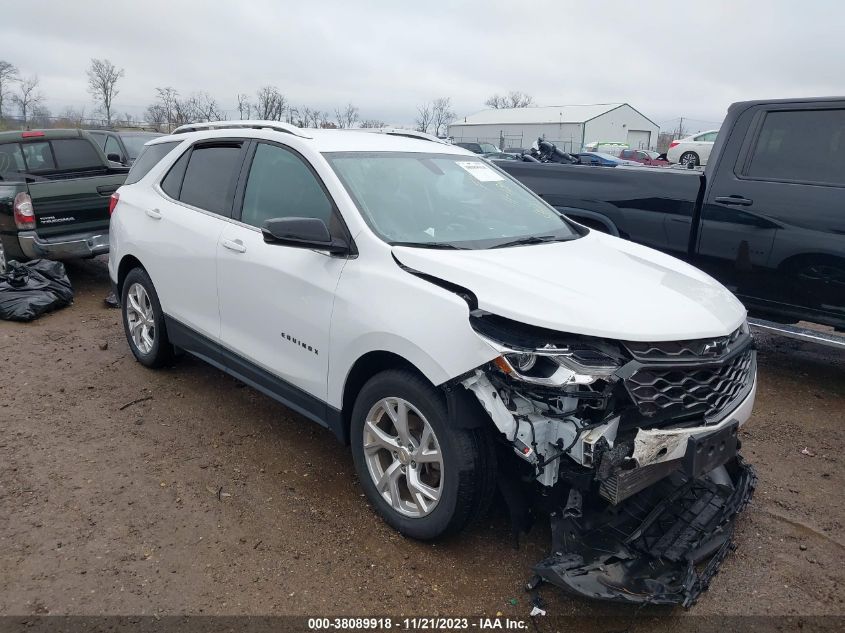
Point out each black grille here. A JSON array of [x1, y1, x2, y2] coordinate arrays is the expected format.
[[625, 348, 754, 420], [624, 327, 745, 362]]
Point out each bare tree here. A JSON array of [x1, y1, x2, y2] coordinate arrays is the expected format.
[[56, 106, 86, 128], [188, 92, 225, 122], [149, 87, 179, 132], [415, 102, 433, 133], [0, 60, 18, 121], [334, 103, 359, 129], [12, 75, 43, 126], [360, 119, 386, 128], [255, 86, 287, 121], [30, 104, 52, 128], [431, 97, 455, 137], [485, 91, 534, 109], [145, 103, 168, 131], [87, 58, 124, 126], [507, 91, 533, 108], [237, 93, 251, 120]]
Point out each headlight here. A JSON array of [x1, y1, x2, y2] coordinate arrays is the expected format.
[[495, 344, 620, 387]]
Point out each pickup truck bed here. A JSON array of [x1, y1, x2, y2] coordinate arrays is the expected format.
[[498, 97, 845, 332], [0, 129, 128, 270]]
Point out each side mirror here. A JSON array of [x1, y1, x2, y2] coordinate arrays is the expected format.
[[262, 217, 351, 255], [107, 153, 122, 163]]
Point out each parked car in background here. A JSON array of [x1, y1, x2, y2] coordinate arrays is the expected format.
[[482, 151, 521, 161], [666, 129, 719, 166], [0, 129, 129, 272], [454, 141, 500, 154], [87, 130, 163, 166], [619, 149, 669, 166], [575, 151, 636, 167], [109, 120, 757, 606], [581, 141, 628, 156], [496, 98, 845, 340]]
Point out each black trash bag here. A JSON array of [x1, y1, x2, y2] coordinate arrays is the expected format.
[[0, 259, 74, 322]]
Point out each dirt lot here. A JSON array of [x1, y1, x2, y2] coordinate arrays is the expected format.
[[1, 259, 843, 628]]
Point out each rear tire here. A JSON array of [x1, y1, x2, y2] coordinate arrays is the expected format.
[[121, 267, 173, 368], [680, 151, 700, 167], [350, 369, 496, 540]]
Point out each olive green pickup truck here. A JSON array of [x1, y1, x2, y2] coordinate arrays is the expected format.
[[0, 129, 129, 272]]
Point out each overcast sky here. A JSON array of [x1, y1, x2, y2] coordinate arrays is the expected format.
[[3, 0, 842, 132]]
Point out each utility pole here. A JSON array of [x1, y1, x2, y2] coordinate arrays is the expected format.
[[676, 117, 685, 140]]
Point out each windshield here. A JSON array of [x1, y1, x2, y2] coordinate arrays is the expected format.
[[325, 152, 578, 249], [120, 134, 160, 160], [478, 143, 498, 153]]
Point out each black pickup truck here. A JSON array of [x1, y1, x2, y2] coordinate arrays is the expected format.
[[0, 129, 129, 273], [497, 97, 845, 334]]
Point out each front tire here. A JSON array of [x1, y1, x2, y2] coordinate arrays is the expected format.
[[350, 369, 496, 540], [121, 267, 173, 368]]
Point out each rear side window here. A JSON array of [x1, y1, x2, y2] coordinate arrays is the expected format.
[[177, 143, 243, 215], [125, 141, 180, 185], [51, 139, 102, 170], [22, 142, 56, 170], [0, 143, 26, 174], [240, 143, 333, 229], [746, 109, 845, 186]]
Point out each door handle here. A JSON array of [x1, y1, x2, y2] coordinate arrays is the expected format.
[[714, 196, 753, 206], [220, 238, 247, 253], [145, 208, 162, 219]]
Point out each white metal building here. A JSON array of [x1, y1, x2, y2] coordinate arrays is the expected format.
[[448, 103, 660, 152]]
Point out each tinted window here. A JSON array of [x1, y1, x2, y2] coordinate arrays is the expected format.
[[125, 141, 181, 185], [21, 142, 55, 170], [178, 143, 243, 215], [747, 109, 845, 186], [89, 132, 107, 149], [0, 143, 26, 174], [104, 135, 122, 160], [52, 139, 102, 170], [160, 148, 191, 199], [241, 143, 333, 229]]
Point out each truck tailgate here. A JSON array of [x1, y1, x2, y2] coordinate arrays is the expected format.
[[27, 173, 124, 238]]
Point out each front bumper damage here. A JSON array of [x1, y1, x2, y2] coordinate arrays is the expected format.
[[533, 456, 756, 607], [459, 314, 758, 607]]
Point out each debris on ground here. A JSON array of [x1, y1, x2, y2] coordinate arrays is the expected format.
[[801, 447, 816, 457], [119, 395, 153, 411], [0, 259, 74, 322], [104, 291, 120, 309]]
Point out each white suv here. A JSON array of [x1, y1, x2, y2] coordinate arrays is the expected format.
[[109, 121, 756, 602]]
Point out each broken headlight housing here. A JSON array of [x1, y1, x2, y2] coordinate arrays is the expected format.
[[495, 344, 620, 387]]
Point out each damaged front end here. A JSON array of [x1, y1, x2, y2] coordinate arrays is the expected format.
[[461, 311, 758, 607]]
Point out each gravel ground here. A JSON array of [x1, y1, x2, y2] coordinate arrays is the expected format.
[[1, 259, 843, 629]]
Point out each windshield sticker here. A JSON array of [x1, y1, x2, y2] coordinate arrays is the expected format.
[[456, 161, 504, 182]]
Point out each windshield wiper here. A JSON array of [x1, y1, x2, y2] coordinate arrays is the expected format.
[[490, 235, 562, 249], [390, 241, 469, 250]]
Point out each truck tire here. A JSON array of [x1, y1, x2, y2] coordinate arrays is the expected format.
[[680, 151, 700, 167], [120, 267, 174, 368], [350, 369, 496, 540]]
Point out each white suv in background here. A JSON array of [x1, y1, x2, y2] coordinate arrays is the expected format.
[[109, 121, 756, 604], [666, 129, 719, 166]]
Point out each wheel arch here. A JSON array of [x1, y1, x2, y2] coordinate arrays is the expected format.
[[339, 350, 491, 445], [117, 254, 146, 297]]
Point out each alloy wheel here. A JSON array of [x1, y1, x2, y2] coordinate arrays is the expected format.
[[362, 397, 444, 518], [125, 282, 156, 354]]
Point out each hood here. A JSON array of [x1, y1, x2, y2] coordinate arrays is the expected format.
[[393, 231, 746, 342]]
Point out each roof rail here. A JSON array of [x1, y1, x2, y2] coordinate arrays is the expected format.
[[171, 120, 312, 139], [361, 128, 450, 145]]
